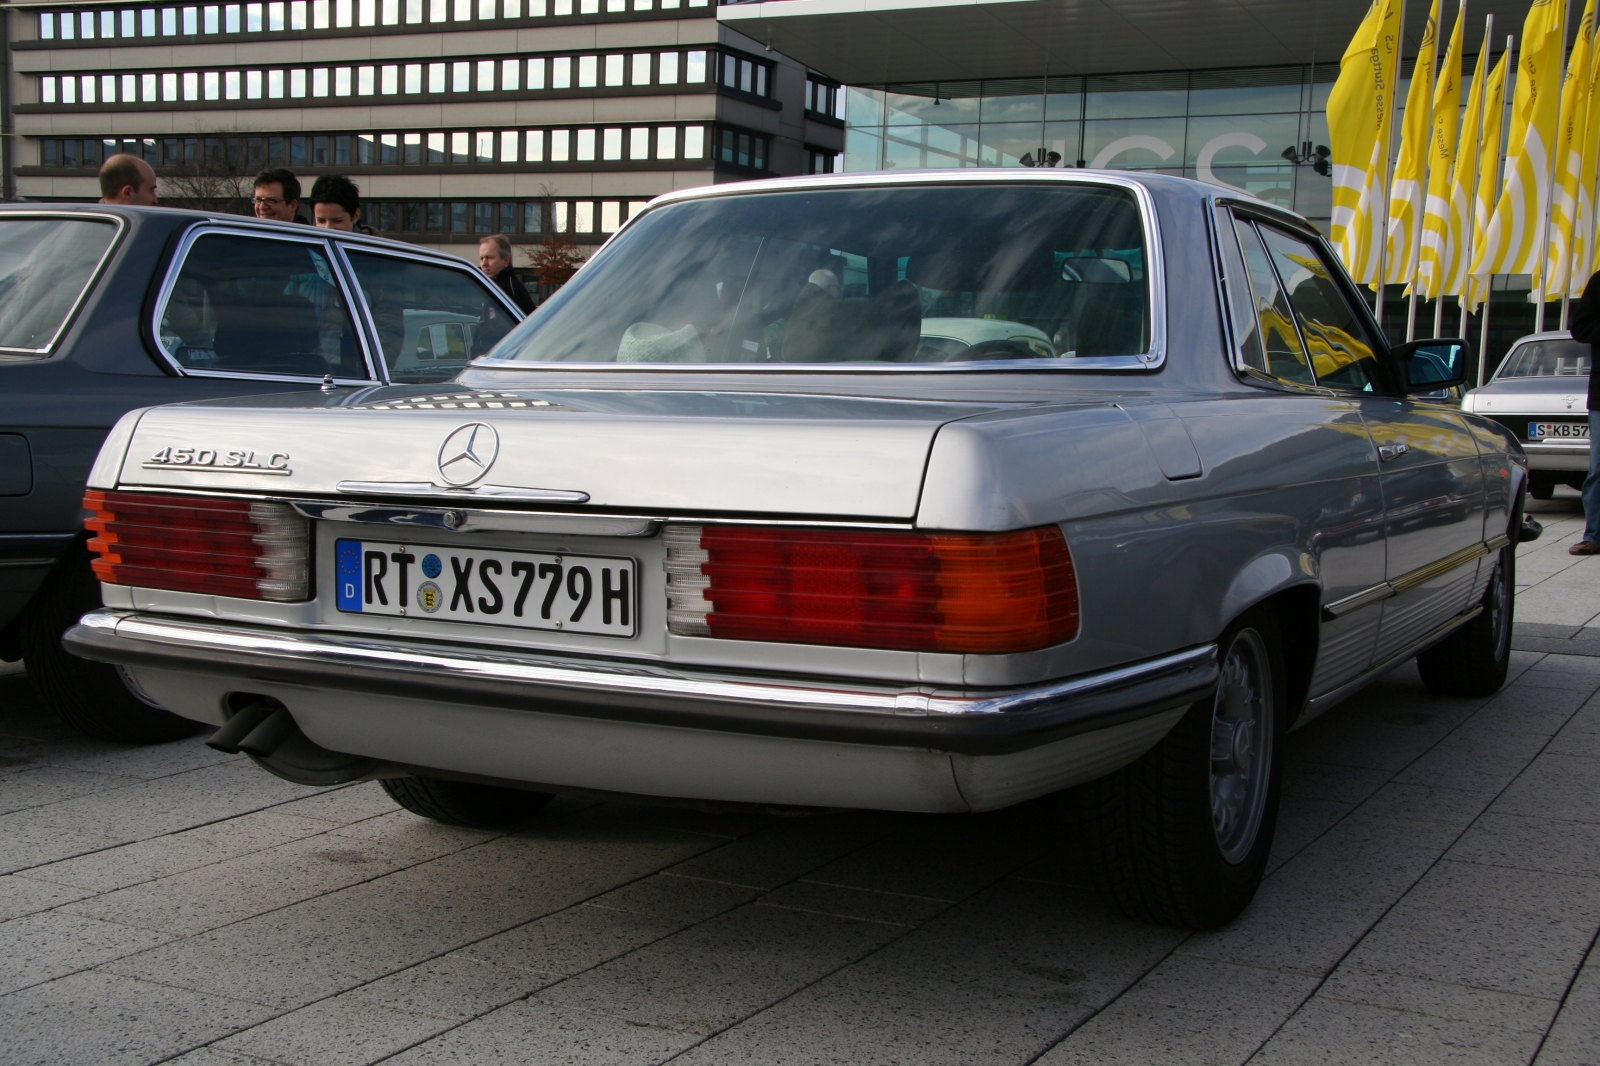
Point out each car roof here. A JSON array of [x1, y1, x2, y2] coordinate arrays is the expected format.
[[1507, 330, 1576, 346], [0, 201, 469, 267]]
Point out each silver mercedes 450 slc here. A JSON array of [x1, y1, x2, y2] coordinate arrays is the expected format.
[[65, 171, 1527, 928], [1461, 330, 1590, 499]]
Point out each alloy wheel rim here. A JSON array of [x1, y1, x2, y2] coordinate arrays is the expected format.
[[1209, 628, 1273, 864], [1487, 553, 1509, 661]]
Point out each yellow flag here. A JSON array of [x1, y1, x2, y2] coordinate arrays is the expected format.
[[1443, 12, 1486, 301], [1416, 1, 1464, 299], [1545, 0, 1595, 297], [1387, 0, 1441, 285], [1471, 0, 1566, 282], [1580, 11, 1600, 286], [1580, 13, 1600, 286], [1464, 44, 1509, 313], [1329, 0, 1404, 284]]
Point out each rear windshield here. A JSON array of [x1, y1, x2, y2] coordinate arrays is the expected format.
[[1497, 338, 1591, 378], [489, 184, 1150, 366], [0, 217, 118, 354]]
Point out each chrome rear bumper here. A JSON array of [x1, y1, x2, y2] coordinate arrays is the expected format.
[[65, 610, 1216, 756]]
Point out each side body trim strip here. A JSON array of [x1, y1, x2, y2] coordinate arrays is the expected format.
[[1321, 534, 1511, 621]]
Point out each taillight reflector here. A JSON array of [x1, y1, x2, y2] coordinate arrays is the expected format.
[[83, 490, 310, 602], [665, 524, 1078, 654]]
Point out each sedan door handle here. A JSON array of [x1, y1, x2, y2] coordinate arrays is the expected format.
[[1377, 443, 1409, 462]]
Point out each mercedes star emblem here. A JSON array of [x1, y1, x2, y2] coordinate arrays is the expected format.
[[436, 423, 500, 486]]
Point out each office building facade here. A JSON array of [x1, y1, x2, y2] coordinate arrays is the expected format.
[[8, 0, 845, 259]]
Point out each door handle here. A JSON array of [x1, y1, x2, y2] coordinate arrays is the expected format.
[[1377, 443, 1409, 462]]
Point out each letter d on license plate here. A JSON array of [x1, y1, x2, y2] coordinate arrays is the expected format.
[[335, 538, 637, 637]]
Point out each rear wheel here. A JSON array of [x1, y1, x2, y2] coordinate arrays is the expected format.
[[1416, 543, 1514, 698], [1529, 475, 1556, 500], [20, 541, 202, 744], [380, 775, 554, 828], [1073, 612, 1285, 929]]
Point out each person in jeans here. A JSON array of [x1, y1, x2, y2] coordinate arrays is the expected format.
[[1563, 274, 1600, 554]]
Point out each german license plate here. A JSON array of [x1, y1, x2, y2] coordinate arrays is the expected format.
[[1529, 421, 1590, 440], [334, 539, 636, 637]]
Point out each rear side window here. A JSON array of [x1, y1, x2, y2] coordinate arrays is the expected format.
[[157, 233, 371, 380], [1231, 217, 1314, 387], [0, 217, 118, 355], [345, 251, 516, 384]]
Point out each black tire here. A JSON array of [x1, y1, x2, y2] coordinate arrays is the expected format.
[[1416, 541, 1514, 698], [1073, 611, 1286, 929], [380, 775, 554, 828], [20, 540, 202, 744], [1529, 476, 1556, 500]]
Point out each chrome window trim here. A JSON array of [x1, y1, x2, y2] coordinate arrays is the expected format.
[[149, 221, 382, 384], [479, 171, 1167, 374], [0, 210, 126, 357], [335, 239, 524, 388]]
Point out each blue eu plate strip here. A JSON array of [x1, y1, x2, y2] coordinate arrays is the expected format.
[[336, 539, 363, 612]]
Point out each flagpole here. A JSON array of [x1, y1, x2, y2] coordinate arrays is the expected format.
[[1461, 14, 1493, 341], [1535, 0, 1572, 334], [1375, 0, 1409, 326]]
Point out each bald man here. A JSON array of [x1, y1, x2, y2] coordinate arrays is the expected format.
[[98, 153, 158, 206]]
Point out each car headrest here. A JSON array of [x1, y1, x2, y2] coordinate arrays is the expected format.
[[903, 246, 1055, 292]]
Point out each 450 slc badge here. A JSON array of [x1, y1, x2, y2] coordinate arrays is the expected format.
[[143, 447, 292, 475]]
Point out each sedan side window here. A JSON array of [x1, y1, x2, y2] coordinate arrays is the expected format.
[[1230, 217, 1316, 387], [345, 252, 518, 384], [1255, 224, 1380, 392], [158, 234, 370, 380]]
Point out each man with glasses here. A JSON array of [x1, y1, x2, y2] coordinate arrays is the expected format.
[[252, 168, 304, 224]]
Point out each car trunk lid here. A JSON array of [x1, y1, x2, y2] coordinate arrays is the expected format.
[[116, 388, 1009, 519]]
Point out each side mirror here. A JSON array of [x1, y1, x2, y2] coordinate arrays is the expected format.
[[1394, 338, 1469, 392], [1061, 257, 1131, 284]]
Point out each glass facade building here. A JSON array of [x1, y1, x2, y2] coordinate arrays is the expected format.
[[841, 66, 1339, 227]]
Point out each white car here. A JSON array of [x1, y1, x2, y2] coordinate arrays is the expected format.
[[1462, 331, 1590, 498]]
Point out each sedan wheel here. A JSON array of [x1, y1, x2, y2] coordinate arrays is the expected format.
[[1210, 629, 1274, 865], [1417, 541, 1514, 697], [1073, 610, 1285, 929], [21, 541, 203, 744]]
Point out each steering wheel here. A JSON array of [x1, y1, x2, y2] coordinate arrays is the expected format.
[[956, 339, 1051, 361]]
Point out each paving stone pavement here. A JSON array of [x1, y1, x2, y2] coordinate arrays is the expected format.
[[1, 494, 1599, 1065]]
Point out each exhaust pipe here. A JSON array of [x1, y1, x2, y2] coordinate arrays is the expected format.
[[206, 701, 277, 753], [211, 694, 382, 786], [236, 707, 298, 757]]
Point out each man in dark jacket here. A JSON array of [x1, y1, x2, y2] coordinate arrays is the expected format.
[[1563, 276, 1600, 554], [478, 234, 536, 314]]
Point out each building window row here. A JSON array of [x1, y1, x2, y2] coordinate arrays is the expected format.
[[34, 47, 777, 105], [805, 146, 840, 173], [712, 128, 766, 171], [805, 76, 842, 120], [35, 0, 707, 42], [365, 197, 644, 237], [37, 124, 724, 168]]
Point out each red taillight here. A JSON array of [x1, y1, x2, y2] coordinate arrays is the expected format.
[[665, 524, 1078, 653], [83, 490, 310, 601]]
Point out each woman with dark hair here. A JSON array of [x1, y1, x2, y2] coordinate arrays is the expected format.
[[309, 174, 369, 233]]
